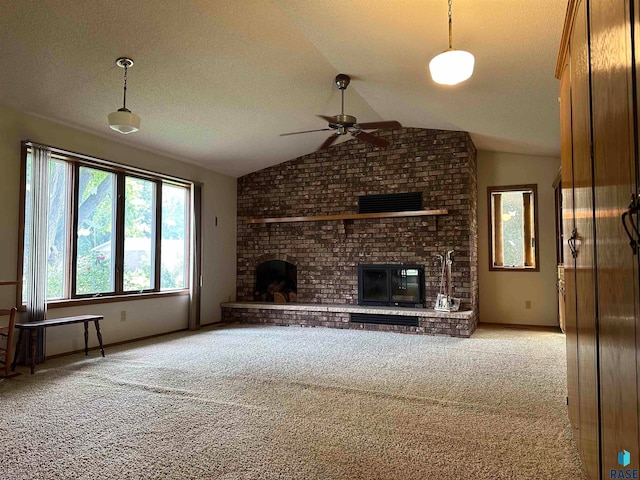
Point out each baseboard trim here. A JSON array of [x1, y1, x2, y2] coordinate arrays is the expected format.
[[479, 322, 562, 333], [44, 321, 236, 360], [45, 328, 189, 360]]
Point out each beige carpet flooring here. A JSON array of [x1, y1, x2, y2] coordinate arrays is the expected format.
[[1, 324, 585, 479]]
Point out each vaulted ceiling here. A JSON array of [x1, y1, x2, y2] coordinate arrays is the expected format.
[[0, 1, 565, 177]]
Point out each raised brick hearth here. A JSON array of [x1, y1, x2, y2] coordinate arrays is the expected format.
[[226, 127, 479, 337], [222, 302, 475, 337]]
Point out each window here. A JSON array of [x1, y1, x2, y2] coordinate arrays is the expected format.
[[21, 146, 191, 302], [23, 157, 71, 300], [488, 185, 539, 271], [161, 183, 188, 290], [123, 176, 156, 291], [75, 167, 117, 295]]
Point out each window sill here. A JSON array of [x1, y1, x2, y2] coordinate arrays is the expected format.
[[20, 289, 190, 311], [489, 266, 539, 273]]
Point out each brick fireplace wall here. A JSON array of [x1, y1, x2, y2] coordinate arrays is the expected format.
[[236, 127, 478, 323]]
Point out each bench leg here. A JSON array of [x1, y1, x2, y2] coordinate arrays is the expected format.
[[94, 319, 105, 357], [84, 321, 89, 356], [29, 330, 36, 374], [11, 328, 24, 371]]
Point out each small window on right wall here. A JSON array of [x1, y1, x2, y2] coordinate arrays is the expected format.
[[488, 184, 539, 271]]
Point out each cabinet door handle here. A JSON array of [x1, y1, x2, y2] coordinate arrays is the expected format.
[[621, 194, 640, 255], [568, 228, 578, 259]]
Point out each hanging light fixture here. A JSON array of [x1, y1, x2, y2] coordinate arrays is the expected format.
[[108, 57, 141, 134], [429, 0, 475, 86]]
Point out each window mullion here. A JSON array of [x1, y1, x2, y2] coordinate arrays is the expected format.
[[115, 173, 126, 293], [70, 163, 80, 297], [64, 162, 75, 298], [154, 181, 162, 291]]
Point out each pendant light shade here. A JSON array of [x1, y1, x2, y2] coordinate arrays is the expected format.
[[430, 0, 475, 86], [429, 48, 475, 86], [108, 109, 141, 134], [108, 57, 141, 134]]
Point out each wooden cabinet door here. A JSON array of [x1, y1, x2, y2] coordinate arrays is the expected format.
[[560, 57, 580, 434], [590, 0, 640, 476], [633, 0, 640, 467], [632, 0, 640, 464], [571, 2, 601, 478]]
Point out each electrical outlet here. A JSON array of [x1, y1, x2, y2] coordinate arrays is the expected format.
[[120, 310, 126, 322], [525, 300, 532, 310]]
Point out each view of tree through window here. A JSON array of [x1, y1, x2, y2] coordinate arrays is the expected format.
[[124, 177, 155, 291], [46, 160, 69, 298], [22, 155, 69, 300], [500, 191, 524, 267], [21, 147, 191, 302], [76, 167, 116, 295], [488, 185, 538, 271], [161, 184, 188, 290], [22, 155, 32, 302]]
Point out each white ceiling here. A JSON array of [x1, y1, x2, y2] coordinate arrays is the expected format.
[[0, 1, 565, 178]]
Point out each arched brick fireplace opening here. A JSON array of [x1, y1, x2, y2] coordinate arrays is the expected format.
[[254, 260, 297, 302]]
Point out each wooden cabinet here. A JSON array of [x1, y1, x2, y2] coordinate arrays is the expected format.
[[559, 3, 600, 476], [557, 1, 640, 478], [590, 0, 640, 474], [559, 49, 581, 440]]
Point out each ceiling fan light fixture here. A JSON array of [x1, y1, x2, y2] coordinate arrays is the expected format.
[[108, 57, 141, 134], [429, 0, 474, 86], [429, 48, 475, 85]]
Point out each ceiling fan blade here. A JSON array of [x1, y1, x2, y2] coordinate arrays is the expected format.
[[280, 128, 332, 136], [318, 134, 340, 150], [352, 130, 389, 148], [356, 121, 402, 130]]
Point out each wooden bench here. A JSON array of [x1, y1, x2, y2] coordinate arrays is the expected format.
[[11, 315, 105, 374]]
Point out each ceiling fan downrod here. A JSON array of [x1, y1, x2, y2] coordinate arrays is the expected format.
[[334, 74, 356, 130]]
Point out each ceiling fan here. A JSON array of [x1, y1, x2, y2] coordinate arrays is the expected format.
[[280, 74, 402, 151]]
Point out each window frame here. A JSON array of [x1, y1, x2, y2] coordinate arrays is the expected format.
[[487, 184, 540, 272], [72, 163, 119, 298], [159, 181, 191, 291], [18, 142, 193, 307]]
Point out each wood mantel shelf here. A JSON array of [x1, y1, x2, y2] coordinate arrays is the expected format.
[[245, 209, 448, 224]]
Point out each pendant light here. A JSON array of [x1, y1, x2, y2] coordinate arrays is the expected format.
[[429, 0, 475, 86], [108, 57, 141, 134]]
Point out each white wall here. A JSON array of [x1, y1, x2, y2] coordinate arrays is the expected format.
[[0, 104, 237, 355], [477, 151, 560, 327]]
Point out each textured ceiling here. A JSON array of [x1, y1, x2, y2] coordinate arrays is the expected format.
[[0, 1, 565, 177]]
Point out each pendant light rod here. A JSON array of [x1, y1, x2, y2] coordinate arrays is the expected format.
[[122, 62, 128, 110], [115, 57, 134, 112], [448, 0, 453, 49]]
